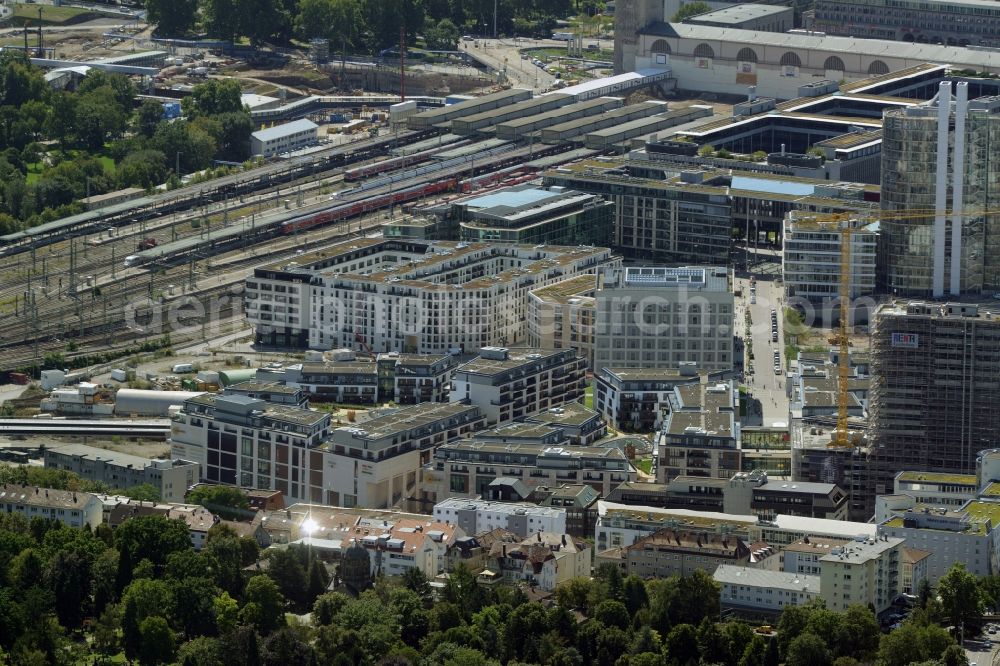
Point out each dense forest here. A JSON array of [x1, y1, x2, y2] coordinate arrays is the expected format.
[[145, 0, 592, 49], [0, 485, 997, 666], [0, 54, 253, 234]]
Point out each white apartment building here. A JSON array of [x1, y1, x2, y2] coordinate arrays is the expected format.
[[450, 347, 588, 425], [593, 266, 734, 373], [245, 239, 617, 353], [0, 484, 103, 529], [595, 365, 706, 432], [782, 214, 877, 305], [715, 566, 821, 616], [819, 535, 903, 614], [360, 518, 462, 579], [250, 118, 318, 157], [433, 497, 567, 538], [322, 403, 486, 508]]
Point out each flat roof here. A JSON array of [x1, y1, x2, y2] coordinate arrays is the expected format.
[[687, 3, 792, 25], [530, 274, 597, 303], [896, 471, 978, 486], [642, 25, 1000, 70], [526, 402, 602, 427], [714, 565, 820, 592], [819, 536, 904, 563], [251, 118, 317, 142], [758, 481, 837, 495], [457, 348, 573, 377], [463, 187, 562, 211], [45, 442, 156, 468], [768, 513, 877, 538], [226, 380, 300, 395], [331, 402, 477, 441], [602, 367, 693, 382], [434, 497, 565, 517]]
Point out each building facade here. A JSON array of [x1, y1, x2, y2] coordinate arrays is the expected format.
[[44, 443, 199, 503], [625, 528, 752, 577], [715, 566, 821, 617], [782, 215, 878, 306], [250, 119, 318, 157], [0, 485, 103, 529], [593, 266, 734, 374], [811, 0, 1000, 47], [246, 240, 617, 353], [879, 85, 1000, 298], [432, 498, 568, 538], [818, 536, 902, 614], [451, 347, 588, 425], [595, 366, 709, 432], [526, 275, 598, 369], [655, 380, 741, 481], [869, 302, 1000, 497]]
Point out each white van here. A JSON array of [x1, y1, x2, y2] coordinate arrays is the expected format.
[[171, 363, 195, 374]]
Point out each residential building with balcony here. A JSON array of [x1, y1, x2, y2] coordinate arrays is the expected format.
[[322, 403, 486, 508], [524, 402, 607, 446], [819, 535, 902, 614], [379, 352, 455, 404], [725, 469, 849, 521], [284, 360, 379, 404], [423, 430, 637, 502], [654, 380, 741, 482], [450, 347, 587, 425], [433, 497, 567, 538], [593, 266, 734, 374], [595, 365, 709, 432], [222, 381, 309, 408], [0, 484, 102, 530], [245, 239, 617, 354]]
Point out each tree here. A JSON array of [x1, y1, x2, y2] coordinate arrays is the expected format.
[[938, 563, 984, 632], [266, 547, 309, 608], [671, 1, 711, 21], [204, 0, 240, 41], [146, 0, 199, 36], [177, 636, 224, 666], [876, 621, 955, 666], [244, 575, 286, 635], [594, 600, 630, 631], [307, 558, 330, 605], [738, 634, 768, 666], [171, 577, 221, 639], [213, 592, 240, 636], [138, 616, 176, 666], [185, 485, 250, 509], [46, 550, 89, 628], [153, 121, 217, 174], [786, 632, 831, 666], [184, 80, 245, 119], [426, 18, 461, 49], [120, 483, 162, 502], [296, 0, 364, 48], [665, 624, 699, 666], [260, 626, 314, 666], [137, 99, 164, 138], [623, 575, 649, 616]]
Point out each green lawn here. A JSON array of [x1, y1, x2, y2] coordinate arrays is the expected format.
[[11, 3, 95, 25], [584, 384, 593, 409], [635, 458, 653, 474]]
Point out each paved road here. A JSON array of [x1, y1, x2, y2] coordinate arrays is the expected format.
[[735, 275, 790, 427], [459, 38, 557, 92], [965, 632, 999, 666]]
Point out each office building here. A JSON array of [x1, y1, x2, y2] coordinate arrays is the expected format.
[[810, 0, 1000, 48], [782, 214, 878, 307], [595, 366, 711, 432], [451, 347, 587, 425], [245, 239, 617, 353], [894, 471, 979, 510], [880, 500, 1000, 581], [625, 528, 752, 577], [44, 444, 200, 503], [879, 85, 1000, 297], [169, 394, 333, 505], [0, 485, 103, 530], [543, 166, 732, 265], [250, 119, 318, 157], [869, 302, 1000, 497], [593, 266, 734, 374], [526, 275, 598, 369], [654, 380, 740, 482], [441, 185, 615, 247], [423, 429, 637, 501], [433, 497, 567, 539], [725, 469, 849, 520], [715, 566, 822, 618]]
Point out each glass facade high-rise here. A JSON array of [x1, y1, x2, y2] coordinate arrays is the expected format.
[[879, 83, 1000, 298]]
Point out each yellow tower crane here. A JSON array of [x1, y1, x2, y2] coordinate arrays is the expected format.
[[790, 206, 997, 448]]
